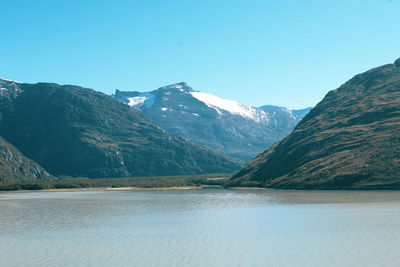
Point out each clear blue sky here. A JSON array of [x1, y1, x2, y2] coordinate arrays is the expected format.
[[1, 0, 399, 109]]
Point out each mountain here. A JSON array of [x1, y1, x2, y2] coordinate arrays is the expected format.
[[0, 137, 52, 184], [259, 105, 312, 118], [113, 83, 309, 160], [228, 58, 400, 189], [0, 78, 241, 178]]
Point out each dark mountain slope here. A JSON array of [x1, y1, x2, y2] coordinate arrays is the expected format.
[[0, 80, 241, 178], [0, 137, 52, 184], [228, 58, 400, 189], [0, 78, 53, 184]]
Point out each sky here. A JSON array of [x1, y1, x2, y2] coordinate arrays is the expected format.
[[1, 0, 400, 109]]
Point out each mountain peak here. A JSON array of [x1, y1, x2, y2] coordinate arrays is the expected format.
[[159, 82, 193, 92]]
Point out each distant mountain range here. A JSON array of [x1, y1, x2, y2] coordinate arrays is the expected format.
[[113, 83, 311, 160], [0, 78, 241, 183], [229, 58, 400, 189]]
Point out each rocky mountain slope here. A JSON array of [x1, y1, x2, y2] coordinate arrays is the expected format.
[[228, 58, 400, 189], [113, 83, 309, 160], [0, 79, 241, 178], [0, 137, 52, 184]]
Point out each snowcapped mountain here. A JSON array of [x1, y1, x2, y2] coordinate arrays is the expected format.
[[113, 82, 310, 160]]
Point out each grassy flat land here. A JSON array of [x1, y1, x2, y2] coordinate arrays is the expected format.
[[0, 173, 232, 191]]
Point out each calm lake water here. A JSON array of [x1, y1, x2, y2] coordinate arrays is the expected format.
[[1, 189, 400, 267]]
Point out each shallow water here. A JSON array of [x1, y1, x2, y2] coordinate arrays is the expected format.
[[1, 189, 400, 267]]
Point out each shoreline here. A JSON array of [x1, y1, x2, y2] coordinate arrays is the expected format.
[[3, 185, 399, 193], [0, 185, 208, 193]]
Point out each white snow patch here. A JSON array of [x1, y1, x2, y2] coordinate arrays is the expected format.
[[288, 110, 297, 120], [0, 77, 22, 84], [190, 91, 268, 123], [128, 96, 147, 106], [127, 92, 155, 108], [178, 104, 188, 109]]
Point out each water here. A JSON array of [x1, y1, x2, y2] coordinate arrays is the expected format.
[[1, 189, 400, 267]]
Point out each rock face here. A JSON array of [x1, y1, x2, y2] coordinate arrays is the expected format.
[[0, 79, 241, 178], [113, 83, 309, 160], [0, 79, 52, 184], [0, 137, 52, 184], [229, 58, 400, 189]]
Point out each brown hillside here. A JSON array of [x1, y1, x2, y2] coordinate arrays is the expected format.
[[228, 58, 400, 189]]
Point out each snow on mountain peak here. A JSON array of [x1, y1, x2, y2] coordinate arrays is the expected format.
[[127, 92, 155, 109], [190, 91, 268, 123], [128, 96, 147, 106], [0, 77, 22, 84]]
